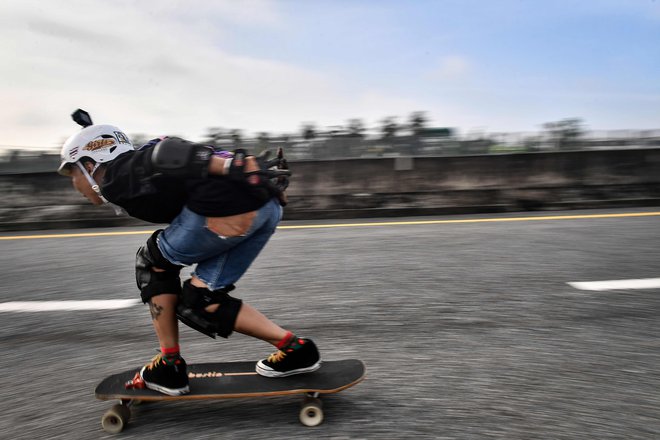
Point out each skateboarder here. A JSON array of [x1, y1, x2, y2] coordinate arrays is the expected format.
[[57, 114, 320, 396]]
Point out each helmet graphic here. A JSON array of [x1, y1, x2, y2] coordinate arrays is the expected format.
[[57, 124, 134, 176]]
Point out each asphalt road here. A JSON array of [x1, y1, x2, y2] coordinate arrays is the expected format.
[[1, 208, 659, 439]]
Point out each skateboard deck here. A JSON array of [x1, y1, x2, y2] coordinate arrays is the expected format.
[[95, 359, 365, 433]]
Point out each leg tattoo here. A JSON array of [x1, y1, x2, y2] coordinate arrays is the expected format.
[[149, 300, 164, 320]]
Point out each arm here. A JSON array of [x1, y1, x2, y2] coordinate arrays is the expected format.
[[149, 137, 243, 178], [150, 138, 288, 202], [210, 152, 289, 205], [207, 155, 259, 177]]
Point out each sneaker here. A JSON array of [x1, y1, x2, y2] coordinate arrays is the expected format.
[[139, 353, 190, 396], [256, 338, 321, 378]]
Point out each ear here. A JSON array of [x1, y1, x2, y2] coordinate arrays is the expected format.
[[83, 161, 96, 173]]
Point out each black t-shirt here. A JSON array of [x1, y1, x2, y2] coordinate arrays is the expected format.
[[100, 146, 269, 224]]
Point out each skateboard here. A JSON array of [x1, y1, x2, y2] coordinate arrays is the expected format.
[[95, 359, 365, 433]]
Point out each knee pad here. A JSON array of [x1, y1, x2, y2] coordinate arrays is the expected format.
[[135, 229, 183, 303], [177, 280, 242, 339]]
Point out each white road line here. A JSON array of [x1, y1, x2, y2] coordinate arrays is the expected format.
[[0, 299, 141, 312], [568, 278, 660, 291]]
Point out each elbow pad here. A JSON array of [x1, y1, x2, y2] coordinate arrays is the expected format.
[[150, 137, 213, 178]]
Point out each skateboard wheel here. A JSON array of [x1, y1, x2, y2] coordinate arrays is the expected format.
[[101, 404, 131, 434], [299, 398, 324, 427]]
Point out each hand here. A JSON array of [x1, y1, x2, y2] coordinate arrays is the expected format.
[[244, 156, 261, 185], [228, 149, 291, 184], [226, 148, 291, 205]]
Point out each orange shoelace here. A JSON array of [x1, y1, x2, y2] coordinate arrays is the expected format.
[[267, 350, 287, 364], [144, 353, 164, 370]]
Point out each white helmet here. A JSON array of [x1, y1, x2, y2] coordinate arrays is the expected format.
[[57, 124, 134, 176]]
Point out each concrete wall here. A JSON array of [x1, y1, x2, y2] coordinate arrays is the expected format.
[[1, 148, 659, 230], [285, 148, 660, 218]]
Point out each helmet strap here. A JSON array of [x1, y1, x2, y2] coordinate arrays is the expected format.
[[76, 161, 108, 204]]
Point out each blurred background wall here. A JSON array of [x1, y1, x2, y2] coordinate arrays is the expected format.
[[1, 143, 659, 231]]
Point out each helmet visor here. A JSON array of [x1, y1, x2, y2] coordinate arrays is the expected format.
[[57, 161, 74, 176]]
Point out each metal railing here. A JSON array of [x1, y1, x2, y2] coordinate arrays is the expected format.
[[2, 129, 659, 173]]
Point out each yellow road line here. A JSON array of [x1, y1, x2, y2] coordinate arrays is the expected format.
[[1, 211, 659, 241], [0, 230, 153, 240], [278, 211, 660, 229]]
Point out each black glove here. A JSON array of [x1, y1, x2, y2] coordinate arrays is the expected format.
[[271, 148, 290, 206], [227, 148, 291, 205], [257, 148, 290, 191], [227, 149, 291, 185]]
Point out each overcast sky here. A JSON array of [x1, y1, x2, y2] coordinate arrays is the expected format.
[[1, 0, 659, 149]]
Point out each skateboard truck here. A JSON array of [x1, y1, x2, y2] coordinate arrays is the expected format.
[[125, 372, 146, 390]]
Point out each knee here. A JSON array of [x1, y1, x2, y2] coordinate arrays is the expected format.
[[179, 280, 242, 338], [135, 229, 183, 303]]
